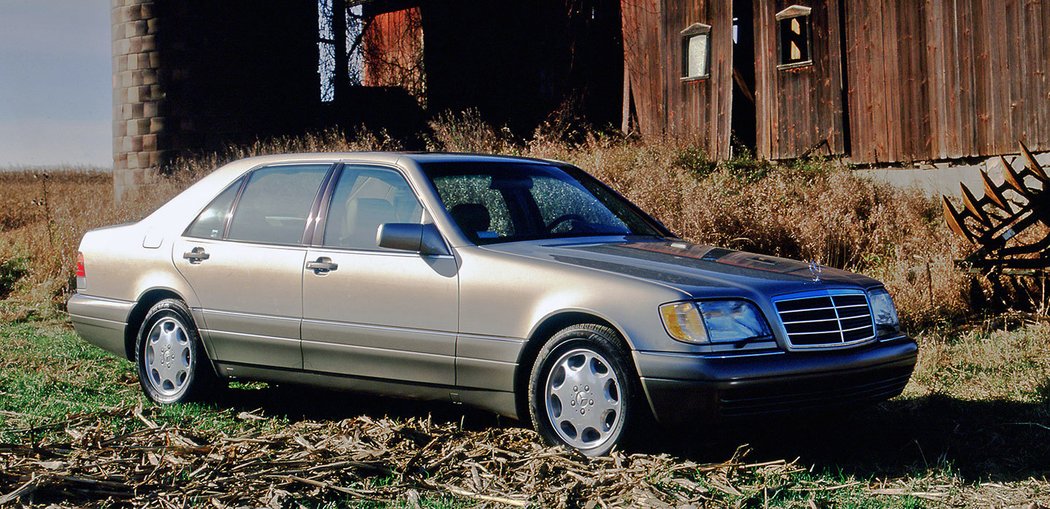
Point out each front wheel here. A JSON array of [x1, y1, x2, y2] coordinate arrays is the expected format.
[[528, 324, 637, 456], [135, 299, 218, 404]]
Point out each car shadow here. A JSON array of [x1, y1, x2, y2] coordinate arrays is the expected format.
[[208, 379, 1050, 483], [634, 382, 1050, 483], [209, 381, 508, 432]]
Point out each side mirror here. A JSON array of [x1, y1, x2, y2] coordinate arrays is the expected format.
[[377, 223, 450, 256]]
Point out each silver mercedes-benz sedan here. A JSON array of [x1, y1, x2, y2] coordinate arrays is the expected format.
[[69, 153, 916, 455]]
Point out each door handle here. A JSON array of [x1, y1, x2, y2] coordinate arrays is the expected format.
[[182, 247, 210, 264], [306, 257, 338, 274]]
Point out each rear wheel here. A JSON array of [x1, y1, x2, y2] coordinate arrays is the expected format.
[[528, 323, 637, 456], [135, 299, 218, 404]]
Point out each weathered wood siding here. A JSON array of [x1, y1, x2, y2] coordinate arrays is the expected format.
[[754, 0, 847, 160], [846, 0, 1050, 163], [663, 0, 734, 159], [622, 0, 666, 137], [622, 0, 733, 159], [363, 8, 425, 101]]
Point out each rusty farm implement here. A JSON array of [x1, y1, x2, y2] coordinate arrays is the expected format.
[[943, 141, 1050, 277]]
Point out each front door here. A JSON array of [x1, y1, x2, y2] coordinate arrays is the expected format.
[[173, 163, 331, 369], [301, 165, 458, 385]]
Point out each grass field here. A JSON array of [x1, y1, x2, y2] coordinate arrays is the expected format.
[[0, 319, 1048, 506], [0, 124, 1048, 506]]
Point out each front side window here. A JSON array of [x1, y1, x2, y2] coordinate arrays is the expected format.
[[424, 162, 665, 245], [776, 5, 812, 68], [226, 164, 330, 245], [322, 166, 423, 250]]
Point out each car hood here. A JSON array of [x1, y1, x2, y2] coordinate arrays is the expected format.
[[485, 238, 882, 298]]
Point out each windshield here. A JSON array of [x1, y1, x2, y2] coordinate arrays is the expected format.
[[422, 162, 667, 244]]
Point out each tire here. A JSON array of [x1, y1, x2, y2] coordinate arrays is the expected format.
[[528, 323, 639, 456], [134, 298, 218, 404]]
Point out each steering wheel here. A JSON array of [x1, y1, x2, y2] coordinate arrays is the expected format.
[[545, 213, 587, 232]]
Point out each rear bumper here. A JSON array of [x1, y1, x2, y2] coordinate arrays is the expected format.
[[68, 293, 134, 358], [634, 337, 917, 425]]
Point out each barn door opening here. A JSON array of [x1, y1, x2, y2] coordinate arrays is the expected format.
[[730, 0, 757, 155]]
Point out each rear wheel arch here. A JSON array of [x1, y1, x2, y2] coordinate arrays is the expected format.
[[134, 297, 222, 403], [124, 288, 188, 360], [514, 311, 636, 422]]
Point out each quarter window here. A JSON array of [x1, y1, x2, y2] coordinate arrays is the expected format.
[[776, 5, 812, 68], [322, 166, 423, 250], [226, 164, 330, 245], [185, 177, 244, 239]]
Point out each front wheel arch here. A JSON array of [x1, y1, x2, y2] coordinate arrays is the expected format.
[[527, 323, 642, 455], [514, 312, 636, 426]]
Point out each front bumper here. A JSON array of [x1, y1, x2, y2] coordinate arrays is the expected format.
[[634, 337, 918, 425]]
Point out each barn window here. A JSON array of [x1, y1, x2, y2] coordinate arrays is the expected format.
[[681, 23, 712, 81], [776, 5, 812, 69]]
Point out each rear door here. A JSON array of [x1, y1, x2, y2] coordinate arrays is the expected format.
[[301, 164, 458, 385], [173, 163, 331, 369]]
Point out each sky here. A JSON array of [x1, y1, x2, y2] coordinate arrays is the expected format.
[[0, 0, 112, 168]]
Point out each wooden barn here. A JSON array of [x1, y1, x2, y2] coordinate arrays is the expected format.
[[620, 0, 1050, 162], [111, 0, 1050, 197]]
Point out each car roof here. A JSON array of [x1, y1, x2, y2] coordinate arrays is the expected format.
[[229, 151, 564, 167], [396, 152, 561, 165]]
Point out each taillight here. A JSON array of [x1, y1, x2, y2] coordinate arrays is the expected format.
[[76, 252, 86, 277]]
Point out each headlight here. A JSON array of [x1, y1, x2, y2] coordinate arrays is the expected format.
[[867, 288, 900, 336], [660, 300, 771, 344]]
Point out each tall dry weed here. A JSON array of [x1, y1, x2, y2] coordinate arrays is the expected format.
[[0, 171, 113, 319], [0, 128, 398, 320], [427, 117, 973, 326], [426, 109, 518, 154], [1, 119, 975, 325]]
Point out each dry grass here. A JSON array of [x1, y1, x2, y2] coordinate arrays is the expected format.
[[520, 135, 970, 327], [0, 115, 997, 327], [909, 315, 1050, 402], [0, 129, 395, 321], [0, 171, 115, 319], [426, 111, 974, 326]]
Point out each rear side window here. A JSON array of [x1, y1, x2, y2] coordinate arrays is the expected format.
[[226, 164, 330, 245], [185, 177, 244, 239]]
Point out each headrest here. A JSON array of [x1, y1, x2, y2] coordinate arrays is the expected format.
[[450, 203, 491, 242]]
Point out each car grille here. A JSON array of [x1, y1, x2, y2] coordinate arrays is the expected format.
[[774, 292, 875, 348], [717, 365, 912, 417]]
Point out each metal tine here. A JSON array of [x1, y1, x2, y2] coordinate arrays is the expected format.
[[980, 169, 1013, 213], [1001, 155, 1034, 198], [942, 195, 979, 243], [959, 183, 991, 226], [1018, 140, 1049, 182]]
